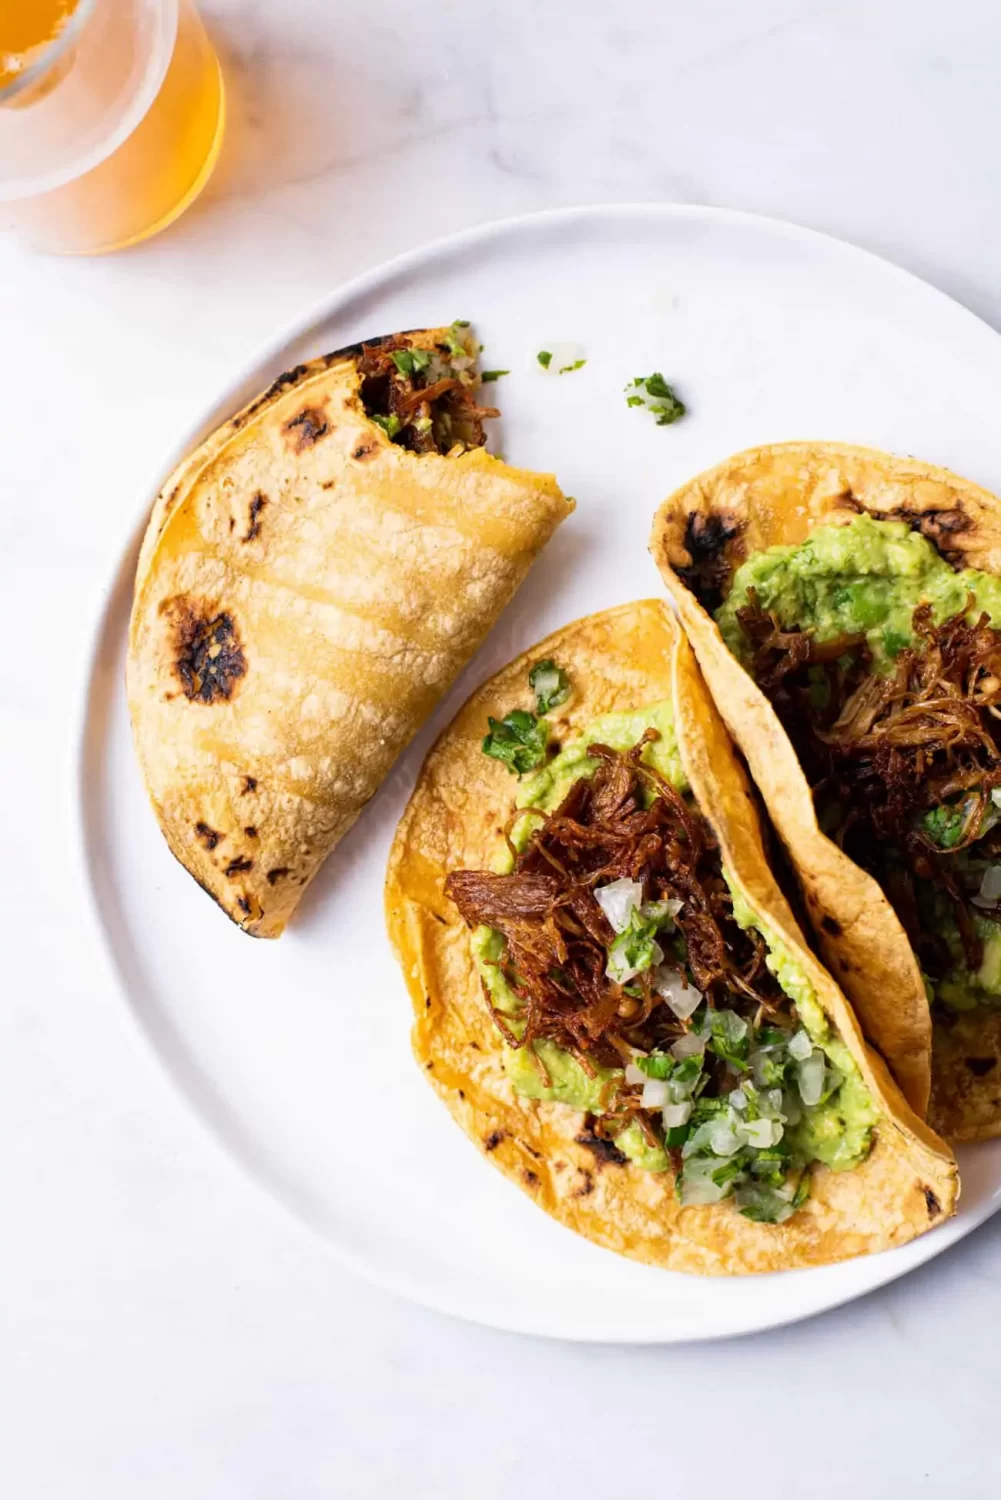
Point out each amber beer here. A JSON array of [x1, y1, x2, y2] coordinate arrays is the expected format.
[[0, 0, 225, 254]]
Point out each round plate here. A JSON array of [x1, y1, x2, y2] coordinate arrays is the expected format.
[[78, 205, 1001, 1342]]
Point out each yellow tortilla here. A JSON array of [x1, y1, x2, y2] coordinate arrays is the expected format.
[[651, 440, 1001, 1138], [128, 328, 572, 937], [385, 600, 957, 1274]]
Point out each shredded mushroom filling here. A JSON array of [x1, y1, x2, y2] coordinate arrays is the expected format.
[[737, 592, 1001, 977], [445, 736, 788, 1155], [357, 333, 499, 455]]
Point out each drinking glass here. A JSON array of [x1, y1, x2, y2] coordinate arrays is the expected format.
[[0, 0, 225, 254]]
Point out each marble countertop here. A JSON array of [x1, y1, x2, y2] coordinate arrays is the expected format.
[[4, 0, 1001, 1494]]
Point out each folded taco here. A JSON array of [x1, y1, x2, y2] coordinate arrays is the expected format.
[[652, 441, 1001, 1139], [128, 324, 571, 937], [385, 600, 956, 1273]]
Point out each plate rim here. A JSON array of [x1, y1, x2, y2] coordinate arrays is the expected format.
[[71, 201, 1001, 1343]]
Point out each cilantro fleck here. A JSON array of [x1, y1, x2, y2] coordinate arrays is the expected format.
[[536, 350, 553, 369], [558, 359, 587, 374], [481, 710, 550, 776], [391, 347, 432, 377], [480, 369, 510, 383], [624, 372, 686, 426], [371, 413, 402, 440]]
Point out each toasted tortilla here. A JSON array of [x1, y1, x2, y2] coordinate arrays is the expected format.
[[385, 600, 956, 1274], [128, 328, 572, 937], [651, 440, 1001, 1138]]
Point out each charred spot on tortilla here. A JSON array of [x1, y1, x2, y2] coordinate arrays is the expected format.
[[194, 821, 222, 851], [244, 826, 258, 838], [235, 362, 312, 428], [884, 504, 970, 568], [923, 1187, 942, 1217], [283, 405, 330, 453], [575, 1129, 628, 1168], [484, 1130, 505, 1152], [966, 1056, 997, 1077], [266, 866, 290, 885], [166, 598, 247, 704], [241, 776, 257, 794], [242, 492, 268, 541], [572, 1169, 595, 1198], [676, 511, 745, 612], [821, 915, 843, 936], [224, 855, 253, 878], [522, 1169, 540, 1188], [236, 894, 252, 916], [352, 441, 378, 461]]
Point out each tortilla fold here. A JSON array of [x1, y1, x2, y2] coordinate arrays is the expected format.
[[385, 600, 957, 1273], [651, 440, 1001, 1136], [128, 329, 572, 937]]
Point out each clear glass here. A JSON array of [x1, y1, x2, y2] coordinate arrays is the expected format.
[[0, 0, 225, 254]]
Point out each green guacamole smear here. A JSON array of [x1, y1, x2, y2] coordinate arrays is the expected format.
[[716, 512, 1001, 1012], [718, 512, 1001, 669], [469, 703, 877, 1221]]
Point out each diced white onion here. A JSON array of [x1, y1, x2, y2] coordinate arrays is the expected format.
[[594, 877, 643, 933], [653, 966, 703, 1019], [977, 865, 1001, 905], [641, 1078, 669, 1109], [624, 1062, 647, 1086], [788, 1029, 813, 1061], [707, 1115, 744, 1157], [670, 1032, 705, 1060], [662, 1100, 692, 1129], [728, 1088, 748, 1112], [797, 1049, 827, 1107], [991, 789, 1001, 809], [744, 1117, 784, 1148]]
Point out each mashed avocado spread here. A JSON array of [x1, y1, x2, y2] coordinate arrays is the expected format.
[[716, 512, 1001, 1012], [718, 513, 1001, 668], [471, 704, 876, 1198]]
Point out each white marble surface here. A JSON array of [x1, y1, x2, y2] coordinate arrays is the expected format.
[[4, 0, 1001, 1494]]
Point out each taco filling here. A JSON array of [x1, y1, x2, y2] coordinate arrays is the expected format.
[[444, 704, 876, 1225], [357, 322, 499, 454], [717, 513, 1001, 1020]]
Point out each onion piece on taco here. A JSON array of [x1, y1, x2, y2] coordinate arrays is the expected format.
[[385, 600, 956, 1273]]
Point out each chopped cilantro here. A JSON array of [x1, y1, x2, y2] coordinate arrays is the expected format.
[[480, 369, 510, 382], [536, 350, 553, 369], [606, 908, 664, 985], [452, 319, 470, 327], [707, 1008, 750, 1071], [481, 710, 549, 776], [529, 659, 571, 714], [636, 1052, 674, 1080], [445, 323, 470, 356], [391, 348, 432, 377], [371, 413, 402, 440], [559, 359, 587, 374], [624, 372, 686, 426]]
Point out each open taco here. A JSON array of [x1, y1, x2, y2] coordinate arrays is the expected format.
[[385, 600, 956, 1274], [128, 323, 571, 937], [652, 441, 1001, 1140]]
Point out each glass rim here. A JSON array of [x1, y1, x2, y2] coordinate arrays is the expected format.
[[0, 0, 100, 105]]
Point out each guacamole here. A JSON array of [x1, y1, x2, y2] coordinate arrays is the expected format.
[[718, 512, 1001, 668], [470, 704, 877, 1211], [728, 884, 877, 1171]]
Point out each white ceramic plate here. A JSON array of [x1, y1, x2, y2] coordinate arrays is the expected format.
[[79, 205, 1001, 1342]]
